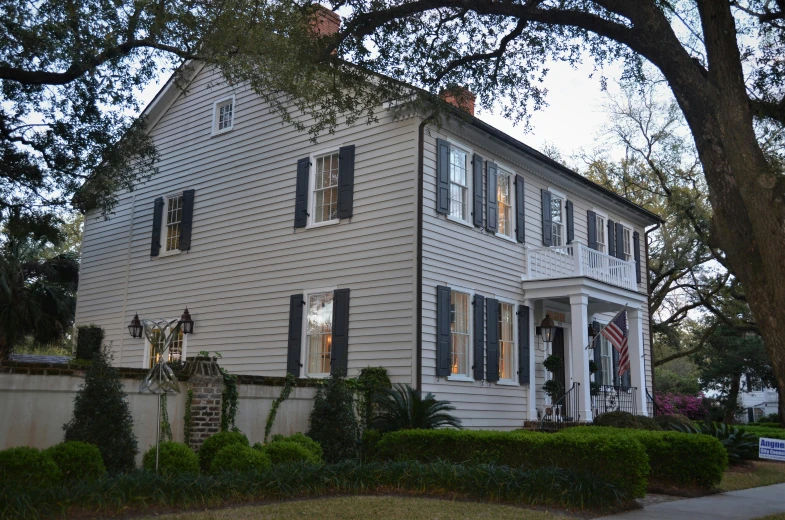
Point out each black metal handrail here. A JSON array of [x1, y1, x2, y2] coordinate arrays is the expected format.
[[592, 385, 637, 417], [540, 382, 580, 431], [646, 389, 663, 416]]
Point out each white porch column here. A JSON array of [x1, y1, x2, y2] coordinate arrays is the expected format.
[[525, 301, 537, 421], [569, 294, 593, 422], [627, 307, 648, 416]]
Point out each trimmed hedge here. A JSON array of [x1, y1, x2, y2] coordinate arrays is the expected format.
[[738, 426, 785, 440], [263, 441, 320, 465], [559, 427, 727, 490], [44, 442, 105, 482], [211, 444, 271, 474], [373, 429, 648, 498], [143, 442, 199, 477], [271, 433, 323, 461], [593, 411, 661, 430], [198, 431, 249, 472], [0, 447, 62, 489]]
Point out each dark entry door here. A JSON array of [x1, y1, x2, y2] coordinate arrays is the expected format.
[[552, 327, 567, 413]]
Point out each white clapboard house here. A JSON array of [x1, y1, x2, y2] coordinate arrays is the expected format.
[[75, 26, 661, 428]]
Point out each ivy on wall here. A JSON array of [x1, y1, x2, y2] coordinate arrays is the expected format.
[[264, 373, 296, 443]]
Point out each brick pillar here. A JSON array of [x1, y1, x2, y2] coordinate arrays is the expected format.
[[182, 357, 224, 451]]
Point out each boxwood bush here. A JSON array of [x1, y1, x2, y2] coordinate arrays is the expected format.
[[211, 444, 271, 474], [373, 429, 648, 498], [198, 431, 249, 472], [270, 433, 322, 461], [559, 426, 727, 491], [262, 441, 320, 465], [44, 441, 105, 482], [0, 447, 62, 488], [143, 442, 199, 477]]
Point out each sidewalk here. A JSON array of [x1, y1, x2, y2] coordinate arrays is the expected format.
[[596, 483, 785, 519]]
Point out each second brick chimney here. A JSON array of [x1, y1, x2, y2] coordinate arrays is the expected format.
[[440, 87, 476, 116], [310, 5, 341, 38]]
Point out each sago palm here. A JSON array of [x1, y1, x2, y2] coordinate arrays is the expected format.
[[371, 383, 462, 432]]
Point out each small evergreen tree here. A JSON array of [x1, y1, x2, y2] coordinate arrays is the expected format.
[[308, 375, 358, 463], [64, 347, 138, 473]]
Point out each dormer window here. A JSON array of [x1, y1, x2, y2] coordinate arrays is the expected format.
[[212, 95, 235, 135]]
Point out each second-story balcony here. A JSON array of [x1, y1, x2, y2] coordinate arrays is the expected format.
[[526, 241, 637, 291]]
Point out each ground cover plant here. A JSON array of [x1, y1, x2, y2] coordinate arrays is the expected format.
[[0, 460, 628, 519]]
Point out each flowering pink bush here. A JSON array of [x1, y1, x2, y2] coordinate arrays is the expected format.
[[655, 392, 709, 420]]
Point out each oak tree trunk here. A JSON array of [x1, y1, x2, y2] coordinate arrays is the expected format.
[[724, 372, 742, 424]]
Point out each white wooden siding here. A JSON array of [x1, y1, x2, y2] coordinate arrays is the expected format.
[[75, 66, 418, 381]]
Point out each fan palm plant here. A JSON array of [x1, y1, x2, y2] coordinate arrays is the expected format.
[[371, 383, 462, 432]]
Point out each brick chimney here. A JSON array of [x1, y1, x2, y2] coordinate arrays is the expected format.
[[440, 87, 476, 116], [310, 5, 341, 38]]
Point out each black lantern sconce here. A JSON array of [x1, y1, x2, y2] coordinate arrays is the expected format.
[[179, 308, 194, 335], [128, 314, 143, 339], [588, 320, 600, 339], [536, 313, 557, 346]]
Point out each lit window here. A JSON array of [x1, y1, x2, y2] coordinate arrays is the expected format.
[[600, 336, 613, 386], [313, 153, 339, 224], [497, 170, 513, 239], [450, 291, 470, 376], [623, 227, 633, 261], [449, 148, 469, 222], [499, 303, 514, 380], [306, 292, 333, 375], [148, 327, 185, 368], [551, 195, 563, 247], [164, 195, 182, 252], [595, 214, 606, 253]]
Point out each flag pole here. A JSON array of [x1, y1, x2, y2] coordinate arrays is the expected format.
[[584, 305, 628, 350]]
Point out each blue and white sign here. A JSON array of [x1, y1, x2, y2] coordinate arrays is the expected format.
[[759, 438, 785, 462]]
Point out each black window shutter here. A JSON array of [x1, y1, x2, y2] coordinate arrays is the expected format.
[[633, 231, 641, 283], [566, 200, 574, 244], [337, 145, 355, 219], [612, 347, 620, 387], [593, 339, 603, 387], [473, 294, 485, 381], [287, 294, 304, 376], [436, 139, 450, 214], [515, 175, 525, 243], [179, 189, 195, 251], [294, 157, 310, 228], [518, 305, 530, 385], [486, 298, 500, 382], [472, 154, 484, 227], [607, 219, 616, 257], [436, 285, 452, 377], [485, 161, 498, 233], [587, 210, 597, 250], [331, 288, 350, 376], [615, 222, 625, 260], [150, 197, 164, 257], [541, 190, 552, 246]]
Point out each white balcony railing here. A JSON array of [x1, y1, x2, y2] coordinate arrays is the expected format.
[[526, 241, 637, 291]]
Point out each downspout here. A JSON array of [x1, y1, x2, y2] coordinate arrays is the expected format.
[[416, 114, 435, 392], [644, 221, 661, 395]]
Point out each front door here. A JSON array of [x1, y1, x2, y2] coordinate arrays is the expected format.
[[552, 327, 568, 414]]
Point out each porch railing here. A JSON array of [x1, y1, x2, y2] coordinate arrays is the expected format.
[[592, 385, 638, 417], [539, 382, 580, 431], [526, 241, 637, 291]]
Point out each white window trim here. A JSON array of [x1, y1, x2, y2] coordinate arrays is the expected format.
[[301, 286, 337, 378], [444, 139, 474, 228], [141, 323, 188, 368], [592, 208, 608, 253], [446, 285, 475, 382], [494, 165, 517, 242], [547, 189, 566, 249], [211, 95, 236, 136], [306, 148, 342, 229], [615, 219, 634, 262], [158, 192, 184, 257], [495, 295, 518, 384]]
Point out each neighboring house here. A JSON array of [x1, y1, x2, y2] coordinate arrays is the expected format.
[[75, 27, 661, 429], [739, 375, 779, 423]]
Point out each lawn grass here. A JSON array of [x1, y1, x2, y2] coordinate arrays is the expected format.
[[753, 515, 785, 520], [719, 461, 785, 492], [139, 496, 568, 520]]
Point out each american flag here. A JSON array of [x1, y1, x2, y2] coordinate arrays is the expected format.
[[601, 310, 629, 377]]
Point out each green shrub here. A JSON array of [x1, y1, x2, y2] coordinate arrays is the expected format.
[[654, 414, 693, 430], [198, 431, 249, 473], [270, 433, 323, 461], [75, 325, 104, 360], [142, 442, 199, 477], [210, 444, 271, 473], [355, 367, 392, 429], [754, 422, 782, 429], [373, 428, 648, 499], [308, 375, 359, 462], [44, 441, 105, 482], [560, 426, 727, 490], [672, 421, 758, 465], [263, 441, 320, 465], [739, 425, 785, 440], [594, 410, 661, 430], [361, 428, 383, 461], [372, 383, 462, 432], [63, 347, 138, 473], [0, 447, 62, 488]]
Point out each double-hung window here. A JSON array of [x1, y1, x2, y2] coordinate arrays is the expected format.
[[496, 169, 514, 239], [448, 147, 469, 223], [600, 335, 613, 386], [306, 292, 334, 376], [595, 213, 606, 253], [212, 95, 235, 135], [146, 326, 186, 368], [550, 194, 564, 247], [622, 227, 633, 261], [163, 194, 183, 253], [450, 291, 471, 376], [498, 302, 515, 380], [312, 152, 340, 225]]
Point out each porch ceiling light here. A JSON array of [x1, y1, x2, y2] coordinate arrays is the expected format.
[[537, 314, 557, 345], [128, 314, 143, 339], [179, 308, 194, 335]]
